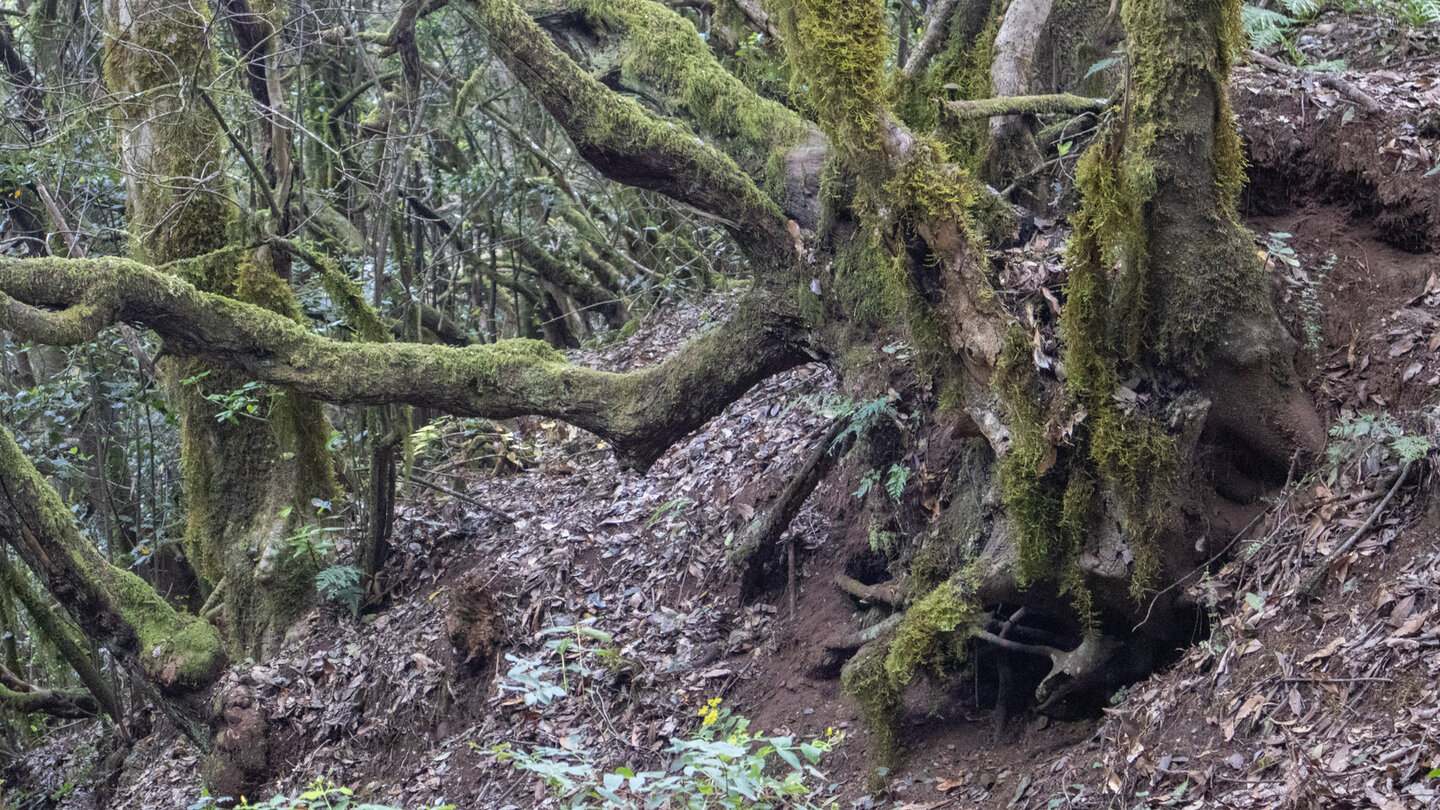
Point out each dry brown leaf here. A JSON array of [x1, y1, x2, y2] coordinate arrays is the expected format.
[[1389, 593, 1416, 626], [1236, 693, 1267, 722], [1302, 636, 1346, 663], [1391, 610, 1428, 639]]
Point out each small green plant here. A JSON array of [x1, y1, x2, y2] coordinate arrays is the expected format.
[[316, 565, 364, 617], [189, 778, 454, 809], [1325, 412, 1432, 484], [182, 370, 278, 424], [829, 395, 900, 452], [1270, 233, 1329, 354], [285, 521, 342, 563], [1242, 1, 1346, 69], [1266, 231, 1301, 270], [495, 699, 842, 810], [1301, 253, 1333, 353], [499, 619, 616, 707], [648, 498, 695, 529], [1362, 0, 1440, 27], [1243, 0, 1316, 50], [853, 463, 910, 503]]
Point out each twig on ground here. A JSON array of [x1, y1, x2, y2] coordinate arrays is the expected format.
[[1245, 49, 1382, 115], [1298, 460, 1413, 597], [408, 471, 515, 521]]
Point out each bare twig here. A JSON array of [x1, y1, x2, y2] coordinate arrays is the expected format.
[[407, 471, 515, 521], [1299, 461, 1413, 597], [1244, 49, 1382, 115]]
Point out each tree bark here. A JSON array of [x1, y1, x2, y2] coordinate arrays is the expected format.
[[0, 550, 123, 723], [0, 256, 809, 471], [0, 422, 223, 747], [103, 0, 337, 656]]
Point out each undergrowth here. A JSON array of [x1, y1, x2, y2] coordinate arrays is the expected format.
[[492, 621, 843, 809]]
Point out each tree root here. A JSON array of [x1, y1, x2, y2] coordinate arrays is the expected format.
[[822, 612, 904, 652], [832, 573, 899, 606], [732, 416, 854, 600]]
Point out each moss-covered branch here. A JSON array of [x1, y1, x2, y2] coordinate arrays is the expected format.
[[0, 551, 122, 721], [940, 94, 1108, 120], [0, 669, 100, 719], [0, 422, 225, 698], [0, 256, 809, 470], [503, 223, 629, 329], [457, 0, 795, 264], [530, 0, 829, 229]]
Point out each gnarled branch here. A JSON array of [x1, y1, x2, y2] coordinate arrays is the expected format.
[[941, 94, 1109, 120], [0, 256, 809, 470], [458, 0, 795, 264]]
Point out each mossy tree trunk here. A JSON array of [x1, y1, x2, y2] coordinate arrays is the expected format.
[[0, 422, 224, 747], [102, 0, 337, 657], [0, 0, 1325, 783]]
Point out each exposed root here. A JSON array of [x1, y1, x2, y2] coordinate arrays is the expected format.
[[732, 415, 854, 599], [832, 573, 899, 606]]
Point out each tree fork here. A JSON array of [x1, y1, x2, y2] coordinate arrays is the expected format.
[[0, 424, 224, 748]]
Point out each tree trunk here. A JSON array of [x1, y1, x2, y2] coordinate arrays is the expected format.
[[0, 0, 1333, 786], [103, 0, 337, 657]]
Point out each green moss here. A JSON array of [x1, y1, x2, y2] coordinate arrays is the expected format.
[[112, 568, 225, 687], [770, 0, 888, 153], [470, 0, 787, 244], [577, 0, 809, 192], [842, 575, 978, 774], [464, 338, 566, 374], [894, 0, 1002, 175], [841, 641, 899, 773], [102, 0, 235, 266], [0, 423, 224, 692]]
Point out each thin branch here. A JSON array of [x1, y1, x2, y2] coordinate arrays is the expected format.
[[941, 94, 1110, 120], [1244, 49, 1381, 115], [903, 0, 958, 76], [1299, 461, 1413, 596]]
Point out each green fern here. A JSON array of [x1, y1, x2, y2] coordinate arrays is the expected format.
[[1243, 5, 1301, 49], [884, 464, 910, 503], [316, 565, 364, 618]]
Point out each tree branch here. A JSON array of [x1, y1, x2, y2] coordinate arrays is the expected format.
[[0, 420, 224, 750], [941, 94, 1109, 120], [902, 0, 958, 76], [0, 256, 809, 470], [0, 668, 100, 719], [458, 0, 795, 263], [518, 0, 827, 230]]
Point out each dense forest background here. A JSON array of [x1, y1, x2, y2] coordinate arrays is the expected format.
[[0, 0, 1436, 806]]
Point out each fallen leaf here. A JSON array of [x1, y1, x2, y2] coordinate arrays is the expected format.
[[1302, 636, 1346, 663], [1391, 610, 1428, 639]]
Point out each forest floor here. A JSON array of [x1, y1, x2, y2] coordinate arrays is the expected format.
[[6, 11, 1440, 810]]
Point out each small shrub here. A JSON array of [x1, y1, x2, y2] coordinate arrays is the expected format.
[[494, 701, 842, 809], [316, 565, 364, 617], [189, 778, 454, 810]]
